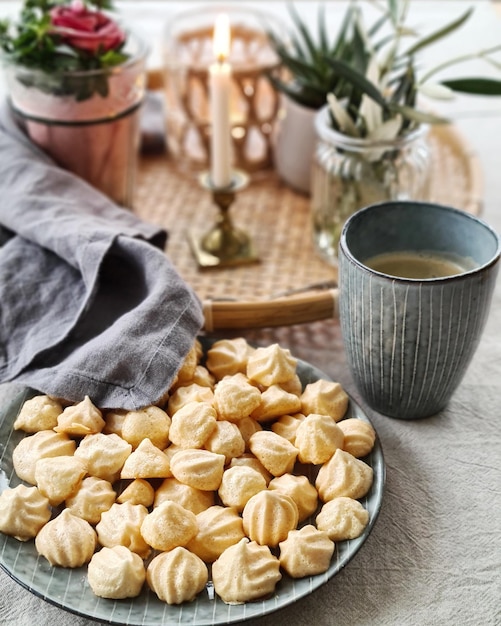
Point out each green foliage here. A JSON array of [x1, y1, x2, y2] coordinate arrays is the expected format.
[[441, 77, 501, 96], [0, 0, 127, 101], [267, 0, 501, 137], [267, 2, 369, 109]]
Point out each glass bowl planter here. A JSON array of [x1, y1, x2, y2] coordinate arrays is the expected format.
[[3, 33, 148, 209]]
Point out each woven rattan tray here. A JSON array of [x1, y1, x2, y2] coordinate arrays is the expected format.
[[134, 123, 482, 330]]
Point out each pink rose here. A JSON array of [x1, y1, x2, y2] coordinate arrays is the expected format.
[[50, 0, 125, 54]]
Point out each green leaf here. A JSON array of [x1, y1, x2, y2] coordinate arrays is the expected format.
[[351, 13, 371, 74], [271, 22, 310, 67], [327, 92, 360, 136], [404, 7, 473, 57], [331, 3, 358, 57], [325, 57, 390, 110], [388, 63, 416, 104], [287, 3, 319, 65], [274, 48, 326, 84], [266, 73, 324, 109], [94, 73, 110, 98], [440, 77, 501, 96], [88, 0, 115, 10], [317, 4, 329, 55], [368, 10, 391, 38], [417, 81, 455, 100], [99, 49, 128, 67], [369, 115, 403, 141], [389, 103, 449, 125], [387, 0, 399, 27]]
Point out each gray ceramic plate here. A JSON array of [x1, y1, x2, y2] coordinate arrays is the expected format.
[[0, 357, 385, 625]]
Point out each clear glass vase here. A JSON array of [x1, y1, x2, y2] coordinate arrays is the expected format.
[[311, 105, 431, 266], [3, 34, 148, 209], [163, 6, 283, 176]]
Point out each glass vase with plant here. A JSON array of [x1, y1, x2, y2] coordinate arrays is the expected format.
[[266, 2, 367, 192], [274, 0, 501, 263], [0, 0, 148, 208]]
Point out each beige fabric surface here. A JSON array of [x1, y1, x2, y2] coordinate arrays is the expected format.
[[1, 2, 500, 625]]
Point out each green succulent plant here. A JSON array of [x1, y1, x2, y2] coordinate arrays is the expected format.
[[266, 2, 367, 110], [267, 0, 501, 138]]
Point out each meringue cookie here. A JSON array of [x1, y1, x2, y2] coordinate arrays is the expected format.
[[212, 538, 281, 605], [88, 546, 145, 599], [35, 509, 97, 567], [316, 496, 370, 541], [54, 395, 104, 436], [147, 547, 208, 605], [316, 449, 373, 502], [0, 485, 51, 541], [279, 525, 334, 578], [242, 490, 298, 547], [13, 395, 62, 433]]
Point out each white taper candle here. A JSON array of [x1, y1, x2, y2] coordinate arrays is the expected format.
[[209, 13, 232, 188]]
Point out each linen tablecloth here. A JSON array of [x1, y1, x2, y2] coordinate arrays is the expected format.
[[0, 103, 204, 410]]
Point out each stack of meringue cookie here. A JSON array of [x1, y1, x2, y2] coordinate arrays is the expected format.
[[0, 337, 376, 606]]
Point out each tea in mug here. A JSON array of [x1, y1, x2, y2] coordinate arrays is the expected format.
[[364, 250, 474, 279]]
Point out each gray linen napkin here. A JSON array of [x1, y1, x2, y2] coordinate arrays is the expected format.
[[0, 102, 204, 410]]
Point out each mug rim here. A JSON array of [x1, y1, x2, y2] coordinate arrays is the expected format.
[[339, 200, 501, 283]]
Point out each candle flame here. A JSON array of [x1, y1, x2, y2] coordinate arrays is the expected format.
[[213, 13, 230, 62]]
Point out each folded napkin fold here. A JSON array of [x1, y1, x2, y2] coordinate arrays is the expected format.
[[0, 102, 204, 410]]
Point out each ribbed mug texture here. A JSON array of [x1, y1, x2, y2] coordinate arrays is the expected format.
[[339, 202, 500, 419]]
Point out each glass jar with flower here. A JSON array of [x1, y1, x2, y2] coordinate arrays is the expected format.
[[0, 0, 148, 208]]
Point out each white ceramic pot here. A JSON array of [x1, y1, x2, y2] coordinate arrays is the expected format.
[[272, 95, 318, 195]]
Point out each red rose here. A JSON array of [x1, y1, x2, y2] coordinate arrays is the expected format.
[[50, 0, 125, 54]]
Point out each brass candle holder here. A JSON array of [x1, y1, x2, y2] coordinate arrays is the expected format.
[[189, 170, 259, 269]]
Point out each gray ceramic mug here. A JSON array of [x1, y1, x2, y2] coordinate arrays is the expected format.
[[338, 201, 500, 419]]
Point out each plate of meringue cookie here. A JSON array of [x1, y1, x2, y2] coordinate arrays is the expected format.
[[0, 337, 385, 625]]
